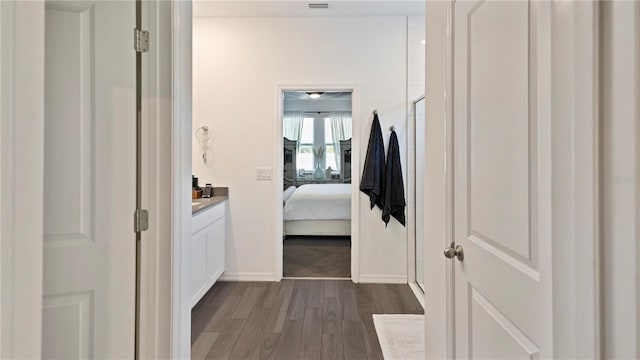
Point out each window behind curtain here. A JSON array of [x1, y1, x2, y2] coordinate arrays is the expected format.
[[324, 118, 337, 170], [296, 116, 341, 174], [297, 117, 315, 171]]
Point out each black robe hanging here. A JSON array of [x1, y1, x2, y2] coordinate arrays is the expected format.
[[382, 130, 406, 226], [359, 114, 386, 210]]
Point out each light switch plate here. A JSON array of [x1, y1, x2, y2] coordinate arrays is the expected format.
[[256, 167, 273, 180]]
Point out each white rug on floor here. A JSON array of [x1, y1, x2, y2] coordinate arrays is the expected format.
[[373, 314, 425, 360]]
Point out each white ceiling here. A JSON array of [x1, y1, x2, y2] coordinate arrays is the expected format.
[[193, 1, 426, 18]]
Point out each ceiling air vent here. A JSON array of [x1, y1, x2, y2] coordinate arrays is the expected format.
[[308, 3, 329, 9]]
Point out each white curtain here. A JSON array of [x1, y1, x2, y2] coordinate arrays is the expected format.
[[330, 111, 352, 171], [283, 111, 304, 141]]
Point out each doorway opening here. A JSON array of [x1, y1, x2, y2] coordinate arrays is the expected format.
[[281, 90, 354, 279]]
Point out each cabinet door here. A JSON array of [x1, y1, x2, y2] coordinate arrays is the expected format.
[[206, 217, 225, 281], [191, 229, 207, 299]]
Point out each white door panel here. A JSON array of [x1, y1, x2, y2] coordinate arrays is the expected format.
[[43, 1, 135, 358], [453, 0, 552, 358]]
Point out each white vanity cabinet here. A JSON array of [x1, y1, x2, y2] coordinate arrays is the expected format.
[[191, 201, 226, 307]]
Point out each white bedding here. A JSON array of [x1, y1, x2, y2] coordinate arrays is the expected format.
[[283, 184, 351, 221]]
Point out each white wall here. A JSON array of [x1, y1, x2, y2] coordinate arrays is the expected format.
[[193, 16, 414, 282]]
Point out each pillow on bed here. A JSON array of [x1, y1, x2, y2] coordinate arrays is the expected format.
[[283, 186, 297, 204]]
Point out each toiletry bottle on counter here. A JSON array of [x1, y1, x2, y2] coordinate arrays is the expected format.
[[192, 175, 202, 199], [202, 183, 213, 198]]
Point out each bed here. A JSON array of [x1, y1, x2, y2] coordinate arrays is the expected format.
[[283, 184, 352, 236]]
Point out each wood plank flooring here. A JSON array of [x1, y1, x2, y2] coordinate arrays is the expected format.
[[283, 238, 351, 278], [191, 280, 423, 360]]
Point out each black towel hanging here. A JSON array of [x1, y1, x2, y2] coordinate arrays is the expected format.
[[382, 129, 406, 226], [360, 111, 386, 210]]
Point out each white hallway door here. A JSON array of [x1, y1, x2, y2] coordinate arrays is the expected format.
[[43, 0, 136, 358], [451, 0, 553, 358]]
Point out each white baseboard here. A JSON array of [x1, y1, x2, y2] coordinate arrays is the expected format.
[[219, 272, 407, 284], [358, 274, 408, 284], [218, 272, 277, 282], [282, 277, 351, 281]]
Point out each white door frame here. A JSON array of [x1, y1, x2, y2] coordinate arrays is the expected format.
[[274, 84, 361, 282], [407, 94, 426, 306], [0, 1, 45, 357], [424, 1, 455, 357], [424, 0, 602, 358], [138, 0, 173, 358], [169, 0, 193, 358], [550, 2, 601, 357], [406, 97, 416, 287], [600, 1, 640, 358]]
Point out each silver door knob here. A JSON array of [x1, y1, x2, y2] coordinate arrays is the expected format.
[[444, 243, 464, 261]]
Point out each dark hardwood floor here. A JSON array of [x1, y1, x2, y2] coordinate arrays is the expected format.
[[283, 237, 351, 278], [191, 280, 423, 360]]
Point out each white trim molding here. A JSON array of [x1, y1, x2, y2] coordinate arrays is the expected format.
[[600, 1, 640, 358], [406, 97, 417, 287], [358, 274, 407, 284], [0, 1, 45, 358], [170, 0, 193, 359], [424, 1, 454, 358], [219, 272, 277, 282], [139, 0, 172, 358], [551, 1, 601, 358]]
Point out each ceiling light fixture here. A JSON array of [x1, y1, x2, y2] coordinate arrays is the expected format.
[[306, 92, 324, 99]]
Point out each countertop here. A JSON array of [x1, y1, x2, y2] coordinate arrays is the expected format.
[[192, 187, 228, 215]]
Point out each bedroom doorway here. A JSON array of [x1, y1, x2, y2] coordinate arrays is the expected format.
[[281, 90, 354, 278]]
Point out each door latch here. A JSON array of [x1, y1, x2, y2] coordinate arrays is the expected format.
[[444, 242, 464, 261]]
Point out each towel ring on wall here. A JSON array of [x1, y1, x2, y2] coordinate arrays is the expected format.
[[195, 126, 212, 164]]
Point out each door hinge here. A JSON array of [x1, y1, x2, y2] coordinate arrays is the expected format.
[[134, 28, 149, 53], [134, 209, 149, 232]]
